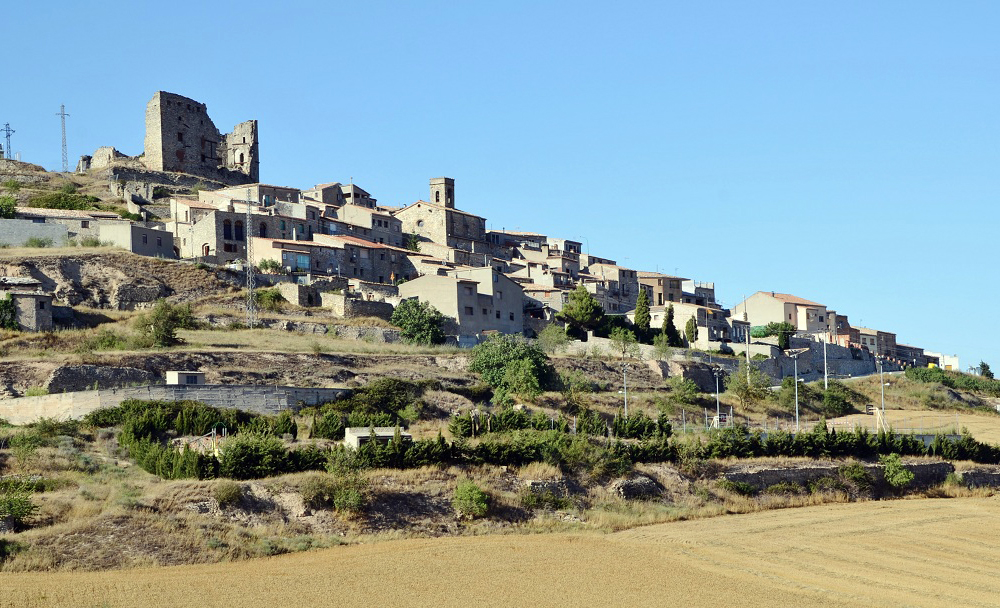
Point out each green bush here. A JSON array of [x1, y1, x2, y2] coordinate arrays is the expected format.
[[764, 481, 806, 495], [520, 489, 570, 510], [838, 461, 874, 491], [0, 195, 15, 219], [1, 179, 21, 193], [880, 453, 915, 489], [469, 334, 555, 404], [253, 288, 285, 312], [716, 479, 756, 496], [213, 480, 243, 507], [0, 478, 39, 528], [453, 478, 489, 518], [536, 323, 569, 354], [390, 298, 445, 345], [132, 300, 196, 347], [59, 182, 78, 194], [28, 192, 99, 210], [24, 387, 48, 397], [257, 259, 282, 274], [23, 237, 53, 248], [218, 434, 290, 480]]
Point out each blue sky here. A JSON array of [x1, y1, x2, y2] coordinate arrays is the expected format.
[[5, 1, 997, 367]]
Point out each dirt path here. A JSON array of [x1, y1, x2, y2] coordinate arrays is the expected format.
[[3, 497, 998, 607]]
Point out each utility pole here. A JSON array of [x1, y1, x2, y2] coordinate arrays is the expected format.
[[56, 105, 70, 172], [822, 332, 828, 391], [245, 188, 257, 328], [0, 123, 13, 160]]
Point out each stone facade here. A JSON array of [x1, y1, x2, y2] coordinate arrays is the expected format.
[[98, 223, 176, 258], [325, 293, 395, 321], [398, 267, 524, 337], [144, 92, 258, 183]]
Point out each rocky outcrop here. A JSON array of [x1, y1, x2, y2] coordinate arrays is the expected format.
[[610, 474, 663, 500], [45, 364, 156, 393]]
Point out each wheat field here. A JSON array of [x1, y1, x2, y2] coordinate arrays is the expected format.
[[2, 497, 999, 607]]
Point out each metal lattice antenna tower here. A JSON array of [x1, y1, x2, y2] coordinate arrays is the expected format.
[[0, 123, 13, 160], [56, 105, 70, 172], [245, 188, 257, 328]]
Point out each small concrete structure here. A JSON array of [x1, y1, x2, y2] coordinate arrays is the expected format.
[[0, 277, 54, 331], [165, 370, 206, 386], [343, 426, 412, 449]]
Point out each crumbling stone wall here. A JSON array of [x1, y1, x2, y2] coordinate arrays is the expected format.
[[144, 91, 258, 184], [324, 292, 395, 321]]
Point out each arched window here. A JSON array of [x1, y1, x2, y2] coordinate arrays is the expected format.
[[202, 244, 210, 256], [235, 221, 245, 241], [223, 219, 232, 240], [435, 191, 440, 203], [239, 152, 245, 165], [259, 222, 267, 238]]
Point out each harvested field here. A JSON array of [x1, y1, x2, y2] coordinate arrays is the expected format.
[[3, 497, 998, 607], [829, 408, 1000, 443]]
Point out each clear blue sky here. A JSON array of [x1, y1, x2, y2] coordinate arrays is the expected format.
[[5, 1, 997, 368]]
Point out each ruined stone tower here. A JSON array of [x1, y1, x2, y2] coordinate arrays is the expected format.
[[143, 92, 258, 183], [429, 177, 455, 208]]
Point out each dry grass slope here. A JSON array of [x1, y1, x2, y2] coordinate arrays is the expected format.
[[2, 497, 999, 607]]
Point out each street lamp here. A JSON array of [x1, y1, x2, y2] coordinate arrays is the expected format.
[[622, 360, 629, 417]]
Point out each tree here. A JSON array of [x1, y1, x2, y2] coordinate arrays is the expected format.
[[609, 327, 640, 361], [405, 234, 421, 252], [556, 285, 604, 337], [978, 361, 994, 379], [133, 300, 195, 347], [257, 259, 282, 274], [536, 323, 569, 354], [652, 333, 673, 360], [390, 299, 444, 345], [725, 361, 771, 410], [754, 321, 796, 350], [662, 304, 683, 347], [633, 290, 651, 341], [469, 334, 554, 403], [684, 316, 698, 346], [0, 195, 15, 220]]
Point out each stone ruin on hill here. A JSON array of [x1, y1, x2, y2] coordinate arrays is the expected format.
[[77, 91, 259, 187]]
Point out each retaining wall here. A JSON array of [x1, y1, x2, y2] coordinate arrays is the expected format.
[[723, 460, 954, 490], [0, 384, 352, 425]]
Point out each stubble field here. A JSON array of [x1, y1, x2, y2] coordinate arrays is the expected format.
[[2, 496, 998, 607]]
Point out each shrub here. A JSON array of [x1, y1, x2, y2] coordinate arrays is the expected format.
[[28, 192, 99, 210], [0, 478, 39, 528], [838, 461, 874, 491], [390, 299, 445, 345], [880, 453, 915, 489], [24, 387, 48, 397], [469, 334, 555, 404], [1, 179, 21, 193], [453, 478, 489, 518], [133, 300, 196, 347], [300, 473, 339, 510], [536, 323, 569, 354], [257, 259, 282, 274], [59, 182, 78, 194], [253, 288, 285, 312], [0, 195, 15, 219], [0, 294, 18, 331], [716, 479, 756, 496], [764, 481, 806, 495], [0, 538, 26, 562], [213, 480, 243, 507], [218, 434, 290, 480], [23, 237, 53, 248], [79, 236, 106, 247], [520, 489, 570, 510]]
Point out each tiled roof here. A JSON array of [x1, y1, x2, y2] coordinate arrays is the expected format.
[[637, 271, 688, 280], [394, 200, 486, 220], [761, 292, 824, 307]]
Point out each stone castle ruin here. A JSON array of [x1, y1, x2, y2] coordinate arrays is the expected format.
[[79, 91, 258, 187]]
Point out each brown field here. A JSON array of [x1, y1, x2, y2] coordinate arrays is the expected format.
[[829, 408, 1000, 444], [3, 497, 999, 607]]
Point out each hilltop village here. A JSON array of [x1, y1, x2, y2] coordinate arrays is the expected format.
[[1, 91, 958, 379]]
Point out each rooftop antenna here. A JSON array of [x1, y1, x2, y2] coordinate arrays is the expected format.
[[0, 123, 13, 160], [245, 188, 257, 328], [56, 105, 69, 172]]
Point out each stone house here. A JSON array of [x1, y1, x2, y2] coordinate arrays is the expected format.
[[733, 292, 830, 336], [333, 204, 404, 247], [201, 183, 301, 208], [681, 280, 720, 308], [252, 234, 418, 284], [638, 271, 686, 307], [0, 277, 54, 332], [14, 207, 121, 242], [581, 263, 639, 313], [398, 267, 524, 337], [629, 303, 733, 348], [855, 327, 898, 360], [393, 178, 492, 264]]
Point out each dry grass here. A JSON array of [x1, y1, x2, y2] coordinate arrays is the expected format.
[[828, 408, 1000, 443], [4, 498, 1000, 606], [176, 328, 461, 356]]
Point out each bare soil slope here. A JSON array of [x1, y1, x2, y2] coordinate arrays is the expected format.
[[3, 497, 998, 607]]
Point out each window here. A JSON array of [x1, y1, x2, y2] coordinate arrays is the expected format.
[[482, 308, 488, 315], [223, 243, 236, 253], [177, 132, 184, 142], [497, 290, 503, 300], [38, 301, 45, 310], [81, 220, 90, 229], [465, 306, 474, 316], [819, 315, 824, 322], [280, 220, 286, 230], [185, 374, 199, 385], [157, 237, 162, 247], [223, 220, 232, 240], [259, 223, 267, 238], [142, 234, 147, 244], [378, 276, 384, 283], [496, 311, 500, 319], [235, 221, 245, 241], [435, 191, 440, 203], [509, 312, 514, 321]]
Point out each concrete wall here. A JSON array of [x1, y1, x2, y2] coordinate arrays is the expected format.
[[0, 384, 352, 426], [99, 223, 176, 258], [0, 219, 67, 246]]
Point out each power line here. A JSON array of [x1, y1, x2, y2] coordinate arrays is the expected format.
[[56, 105, 70, 172]]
